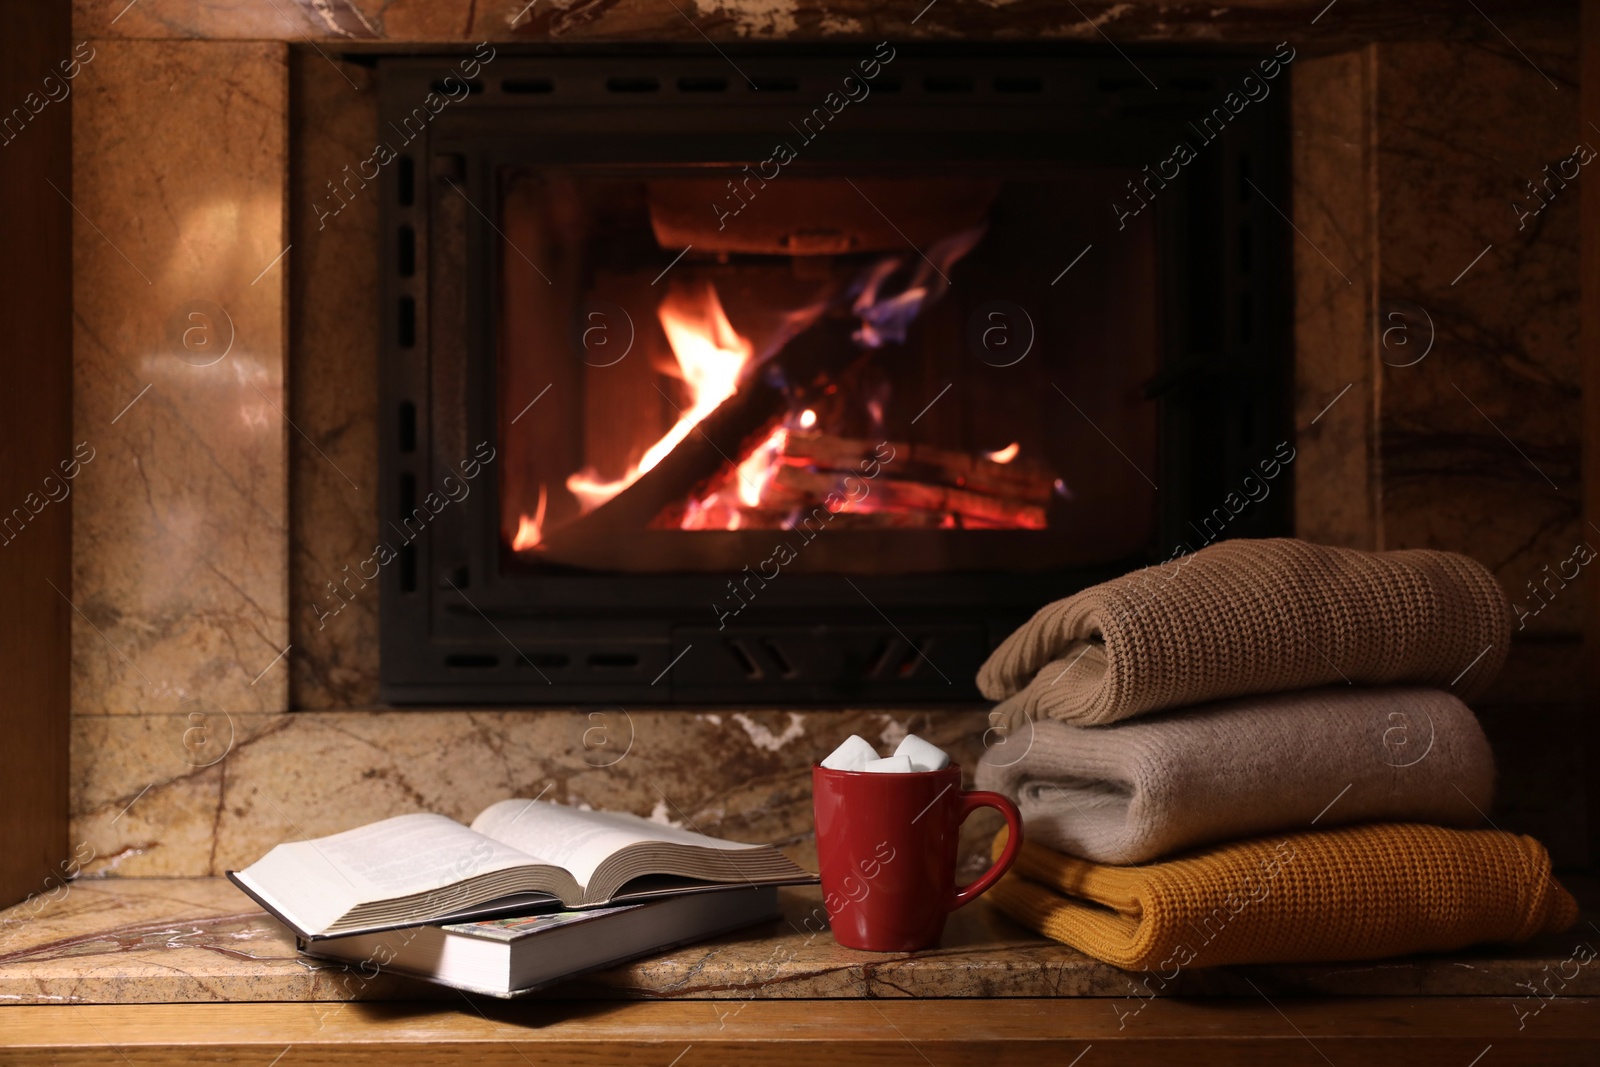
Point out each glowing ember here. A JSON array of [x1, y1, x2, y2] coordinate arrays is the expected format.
[[511, 484, 548, 550], [798, 408, 818, 429], [986, 442, 1020, 464], [565, 283, 753, 513]]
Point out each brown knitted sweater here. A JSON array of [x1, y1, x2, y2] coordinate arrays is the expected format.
[[978, 538, 1510, 726]]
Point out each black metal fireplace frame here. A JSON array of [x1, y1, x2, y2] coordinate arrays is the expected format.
[[374, 47, 1293, 706]]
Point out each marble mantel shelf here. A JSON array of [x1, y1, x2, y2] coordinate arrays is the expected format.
[[0, 878, 1594, 1006]]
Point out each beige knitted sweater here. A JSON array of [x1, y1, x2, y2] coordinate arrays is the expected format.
[[974, 686, 1494, 865], [978, 538, 1510, 727]]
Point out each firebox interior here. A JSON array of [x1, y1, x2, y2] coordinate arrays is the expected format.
[[497, 168, 1160, 573]]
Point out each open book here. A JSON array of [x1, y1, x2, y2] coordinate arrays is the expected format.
[[228, 798, 812, 939]]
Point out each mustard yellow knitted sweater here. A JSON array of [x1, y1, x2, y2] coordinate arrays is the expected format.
[[989, 823, 1577, 971]]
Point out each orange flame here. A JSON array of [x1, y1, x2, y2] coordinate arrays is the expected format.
[[986, 442, 1020, 464], [736, 426, 788, 509], [565, 284, 753, 514], [511, 484, 548, 550]]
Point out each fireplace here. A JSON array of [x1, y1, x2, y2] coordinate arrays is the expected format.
[[377, 48, 1292, 705]]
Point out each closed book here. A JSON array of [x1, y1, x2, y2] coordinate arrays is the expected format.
[[301, 884, 780, 997]]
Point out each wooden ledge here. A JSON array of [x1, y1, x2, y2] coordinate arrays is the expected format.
[[6, 878, 1599, 1005], [3, 997, 1598, 1065]]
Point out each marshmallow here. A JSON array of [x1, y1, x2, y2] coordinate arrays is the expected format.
[[821, 734, 881, 771], [863, 755, 916, 774], [894, 733, 950, 772]]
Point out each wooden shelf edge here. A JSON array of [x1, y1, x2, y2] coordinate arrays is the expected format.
[[1, 997, 1596, 1065]]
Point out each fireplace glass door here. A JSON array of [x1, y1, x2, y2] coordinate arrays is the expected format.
[[377, 53, 1290, 704]]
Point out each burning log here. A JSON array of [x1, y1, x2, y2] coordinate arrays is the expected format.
[[535, 386, 783, 557], [765, 467, 1048, 529], [535, 321, 869, 559], [770, 431, 1056, 527], [815, 511, 953, 529], [780, 432, 1056, 505]]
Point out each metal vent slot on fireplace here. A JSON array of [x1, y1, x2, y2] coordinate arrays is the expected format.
[[666, 625, 990, 703]]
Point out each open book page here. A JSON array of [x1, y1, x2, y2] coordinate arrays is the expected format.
[[471, 799, 759, 890], [239, 813, 540, 933], [309, 813, 541, 892]]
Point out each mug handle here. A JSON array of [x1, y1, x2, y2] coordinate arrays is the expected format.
[[949, 790, 1023, 911]]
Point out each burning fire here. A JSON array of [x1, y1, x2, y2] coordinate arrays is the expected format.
[[511, 484, 547, 550], [986, 442, 1020, 464], [679, 423, 791, 530], [736, 426, 789, 508], [565, 283, 754, 514], [509, 224, 1053, 550]]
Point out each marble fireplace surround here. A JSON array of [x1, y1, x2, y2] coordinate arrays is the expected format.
[[66, 2, 1585, 886]]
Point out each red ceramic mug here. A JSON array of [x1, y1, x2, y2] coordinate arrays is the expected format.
[[812, 762, 1023, 951]]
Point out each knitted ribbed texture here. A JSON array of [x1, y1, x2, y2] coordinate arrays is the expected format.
[[974, 687, 1494, 865], [987, 823, 1577, 971], [977, 538, 1511, 726]]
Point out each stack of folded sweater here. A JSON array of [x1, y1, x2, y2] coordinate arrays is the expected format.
[[974, 538, 1578, 970]]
